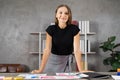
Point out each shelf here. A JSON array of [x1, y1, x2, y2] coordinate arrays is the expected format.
[[29, 52, 39, 55], [30, 32, 38, 34], [82, 52, 96, 54], [29, 51, 43, 55], [30, 32, 45, 35], [30, 52, 96, 55], [80, 32, 96, 36], [30, 32, 96, 35]]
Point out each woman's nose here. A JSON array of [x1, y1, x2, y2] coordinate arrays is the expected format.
[[61, 13, 66, 17]]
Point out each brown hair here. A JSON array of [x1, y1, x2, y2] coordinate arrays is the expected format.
[[55, 4, 72, 25]]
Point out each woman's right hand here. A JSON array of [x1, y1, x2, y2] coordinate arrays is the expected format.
[[31, 69, 42, 74]]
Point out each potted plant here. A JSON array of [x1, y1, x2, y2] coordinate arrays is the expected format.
[[99, 36, 120, 71]]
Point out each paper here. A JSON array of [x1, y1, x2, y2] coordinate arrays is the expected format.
[[56, 72, 89, 77], [111, 75, 120, 80], [40, 75, 80, 79], [17, 73, 88, 79], [18, 73, 47, 79], [0, 76, 4, 79], [18, 73, 80, 79]]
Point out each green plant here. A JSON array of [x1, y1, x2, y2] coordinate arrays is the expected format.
[[99, 36, 120, 71]]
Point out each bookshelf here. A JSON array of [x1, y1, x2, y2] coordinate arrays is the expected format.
[[30, 20, 96, 70], [30, 32, 45, 67], [30, 32, 96, 70], [29, 32, 96, 54]]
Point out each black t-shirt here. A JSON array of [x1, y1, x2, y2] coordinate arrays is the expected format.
[[46, 24, 80, 55]]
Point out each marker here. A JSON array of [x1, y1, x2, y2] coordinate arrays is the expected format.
[[30, 75, 38, 78]]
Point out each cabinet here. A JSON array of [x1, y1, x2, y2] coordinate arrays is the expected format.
[[30, 32, 96, 70]]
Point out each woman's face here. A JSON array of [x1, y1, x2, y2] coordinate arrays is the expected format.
[[56, 6, 69, 24]]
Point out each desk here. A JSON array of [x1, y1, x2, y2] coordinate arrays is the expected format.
[[0, 72, 116, 80]]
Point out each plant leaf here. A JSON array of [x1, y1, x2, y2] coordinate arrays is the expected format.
[[100, 41, 114, 52], [115, 53, 120, 59], [114, 43, 120, 48], [108, 36, 116, 42], [112, 61, 120, 70], [115, 51, 120, 53], [107, 43, 115, 50], [100, 36, 120, 71], [103, 57, 113, 65]]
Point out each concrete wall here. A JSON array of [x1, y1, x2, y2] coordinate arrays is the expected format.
[[0, 0, 120, 72]]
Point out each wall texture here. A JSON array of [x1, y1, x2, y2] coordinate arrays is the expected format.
[[0, 0, 120, 72]]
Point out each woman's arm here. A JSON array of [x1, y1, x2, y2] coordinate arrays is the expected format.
[[31, 32, 52, 73], [73, 32, 82, 72], [73, 32, 94, 73]]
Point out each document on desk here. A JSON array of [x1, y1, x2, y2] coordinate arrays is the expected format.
[[17, 73, 88, 79], [111, 75, 120, 80], [17, 74, 81, 79], [39, 73, 88, 79], [40, 75, 81, 79], [0, 76, 4, 79], [18, 73, 47, 79], [56, 72, 89, 77]]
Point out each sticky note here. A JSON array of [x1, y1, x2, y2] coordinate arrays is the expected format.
[[14, 77, 24, 80], [4, 77, 13, 80]]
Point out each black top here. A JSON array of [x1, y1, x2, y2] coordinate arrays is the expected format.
[[46, 24, 80, 55]]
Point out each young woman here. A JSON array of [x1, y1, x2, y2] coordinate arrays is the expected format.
[[32, 4, 83, 73]]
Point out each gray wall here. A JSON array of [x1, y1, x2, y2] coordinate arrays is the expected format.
[[0, 0, 120, 72]]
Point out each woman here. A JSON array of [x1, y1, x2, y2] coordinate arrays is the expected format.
[[32, 4, 83, 73]]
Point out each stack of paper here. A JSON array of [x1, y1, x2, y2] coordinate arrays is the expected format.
[[111, 75, 120, 80]]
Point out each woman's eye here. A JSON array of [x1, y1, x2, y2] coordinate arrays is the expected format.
[[58, 12, 69, 15], [65, 12, 68, 15], [59, 12, 62, 14]]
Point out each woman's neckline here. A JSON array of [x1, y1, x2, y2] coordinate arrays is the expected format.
[[57, 25, 68, 30], [58, 24, 67, 29]]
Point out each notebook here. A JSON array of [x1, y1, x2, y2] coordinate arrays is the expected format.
[[84, 72, 111, 79]]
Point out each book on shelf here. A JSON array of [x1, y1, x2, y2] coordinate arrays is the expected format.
[[87, 40, 91, 52], [82, 21, 85, 33], [80, 40, 91, 54], [79, 20, 90, 34], [86, 21, 90, 33], [71, 20, 79, 26], [42, 40, 46, 52], [80, 40, 84, 54], [78, 21, 82, 33]]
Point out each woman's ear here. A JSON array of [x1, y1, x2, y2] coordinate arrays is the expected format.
[[56, 15, 58, 19]]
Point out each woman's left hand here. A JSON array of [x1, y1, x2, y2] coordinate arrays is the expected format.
[[31, 70, 41, 74], [80, 70, 94, 73]]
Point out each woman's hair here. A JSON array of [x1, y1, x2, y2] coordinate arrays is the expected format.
[[55, 4, 72, 25]]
